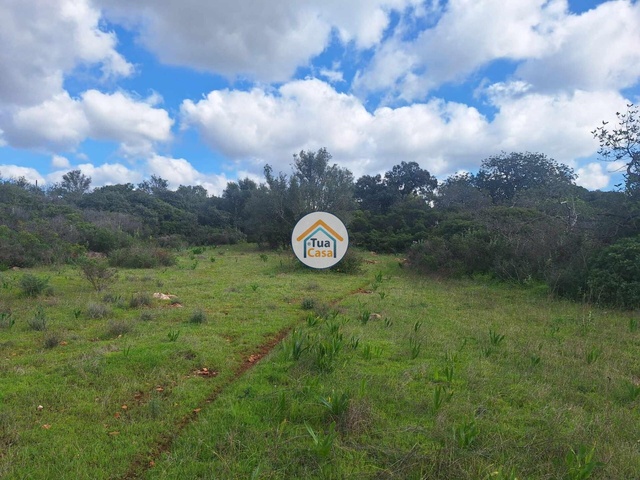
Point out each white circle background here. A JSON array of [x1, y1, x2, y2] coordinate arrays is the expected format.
[[291, 212, 349, 269]]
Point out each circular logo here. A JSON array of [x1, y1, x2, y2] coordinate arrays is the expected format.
[[291, 212, 349, 269]]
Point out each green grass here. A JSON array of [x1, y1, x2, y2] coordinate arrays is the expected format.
[[0, 245, 639, 479]]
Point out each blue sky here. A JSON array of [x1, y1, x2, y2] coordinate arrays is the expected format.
[[1, 0, 639, 194]]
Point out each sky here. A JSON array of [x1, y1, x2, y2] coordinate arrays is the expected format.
[[0, 0, 639, 195]]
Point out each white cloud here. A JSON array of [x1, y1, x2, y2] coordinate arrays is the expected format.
[[3, 90, 173, 156], [146, 154, 230, 195], [0, 0, 132, 107], [0, 165, 46, 184], [47, 162, 143, 187], [355, 0, 567, 101], [51, 155, 71, 169], [81, 90, 174, 157], [97, 0, 418, 82], [517, 0, 640, 92], [576, 162, 611, 190]]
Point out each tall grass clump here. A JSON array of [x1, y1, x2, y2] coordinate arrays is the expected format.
[[109, 245, 176, 268], [19, 274, 50, 297]]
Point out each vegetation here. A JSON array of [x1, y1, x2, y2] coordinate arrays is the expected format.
[[0, 247, 638, 479]]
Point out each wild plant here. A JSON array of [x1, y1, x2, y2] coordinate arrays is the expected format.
[[348, 335, 360, 350], [167, 329, 180, 342], [105, 320, 131, 338], [284, 329, 307, 360], [409, 335, 421, 359], [378, 291, 386, 300], [453, 420, 479, 449], [530, 354, 541, 367], [384, 317, 393, 328], [250, 283, 259, 292], [78, 258, 116, 292], [189, 309, 207, 324], [629, 317, 638, 333], [586, 347, 602, 365], [489, 329, 505, 346], [190, 260, 198, 270], [43, 332, 60, 349], [27, 308, 47, 331], [20, 274, 50, 298], [362, 344, 373, 360], [433, 385, 453, 411], [313, 334, 343, 372], [0, 311, 14, 329], [301, 298, 316, 310], [621, 381, 640, 403], [442, 365, 454, 383], [139, 311, 154, 322], [484, 466, 519, 479], [305, 422, 337, 458], [319, 390, 350, 418], [413, 320, 422, 332], [86, 302, 110, 319], [306, 314, 319, 327], [129, 292, 152, 308], [374, 271, 383, 283], [259, 253, 268, 262], [564, 444, 603, 480], [72, 308, 82, 320], [359, 310, 371, 325], [444, 349, 458, 363]]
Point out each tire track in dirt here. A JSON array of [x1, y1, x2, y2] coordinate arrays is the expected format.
[[121, 326, 291, 479]]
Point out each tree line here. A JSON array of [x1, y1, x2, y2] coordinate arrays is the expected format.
[[1, 106, 639, 308]]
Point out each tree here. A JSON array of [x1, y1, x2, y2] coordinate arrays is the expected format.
[[476, 152, 575, 204], [137, 175, 169, 195], [592, 103, 640, 199], [51, 169, 91, 202], [292, 148, 355, 218], [384, 161, 438, 200]]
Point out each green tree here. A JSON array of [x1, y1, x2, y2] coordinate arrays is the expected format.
[[50, 169, 92, 202], [476, 152, 575, 205]]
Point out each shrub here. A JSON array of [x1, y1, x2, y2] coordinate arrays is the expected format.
[[86, 302, 110, 319], [19, 274, 50, 298], [587, 236, 640, 309], [330, 249, 364, 274], [78, 258, 116, 292], [104, 320, 131, 338], [109, 246, 176, 268], [27, 308, 47, 331], [129, 292, 152, 309], [189, 309, 207, 324]]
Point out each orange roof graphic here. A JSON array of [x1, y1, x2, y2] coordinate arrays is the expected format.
[[296, 219, 344, 242]]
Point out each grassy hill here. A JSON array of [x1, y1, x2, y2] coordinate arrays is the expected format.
[[1, 245, 638, 479]]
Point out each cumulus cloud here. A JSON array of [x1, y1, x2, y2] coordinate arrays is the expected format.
[[51, 155, 71, 169], [97, 0, 418, 82], [3, 90, 173, 156], [0, 0, 132, 107], [0, 165, 46, 184], [576, 162, 611, 190], [146, 154, 231, 195]]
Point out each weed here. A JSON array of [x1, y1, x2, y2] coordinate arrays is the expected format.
[[453, 420, 479, 449], [629, 317, 638, 333], [284, 329, 307, 360], [102, 293, 123, 304], [27, 308, 47, 331], [489, 329, 505, 346], [358, 310, 371, 325], [72, 308, 82, 320], [78, 258, 116, 292], [250, 283, 259, 292], [129, 292, 152, 308], [43, 332, 60, 349], [619, 381, 640, 403], [378, 291, 386, 300], [444, 349, 458, 363], [104, 320, 131, 338], [192, 247, 204, 255], [433, 385, 454, 411], [190, 260, 199, 270], [530, 354, 541, 366], [139, 311, 154, 322], [384, 317, 393, 328], [20, 274, 50, 297], [362, 344, 373, 360], [189, 309, 207, 324], [348, 335, 360, 350], [586, 347, 602, 365], [374, 271, 383, 283], [319, 390, 350, 418], [306, 314, 319, 327], [413, 320, 422, 332], [409, 335, 421, 359], [442, 365, 454, 383], [301, 298, 316, 310], [0, 311, 14, 329], [564, 444, 603, 480], [313, 335, 343, 372], [259, 253, 268, 262], [167, 329, 181, 342], [87, 302, 110, 319], [482, 346, 493, 357], [305, 422, 337, 458]]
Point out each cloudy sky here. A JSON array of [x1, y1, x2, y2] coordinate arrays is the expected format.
[[0, 0, 638, 194]]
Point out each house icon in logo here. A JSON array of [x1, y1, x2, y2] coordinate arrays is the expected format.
[[295, 219, 345, 259]]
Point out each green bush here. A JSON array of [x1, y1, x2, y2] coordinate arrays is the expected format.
[[108, 245, 176, 268], [19, 274, 50, 297], [587, 236, 640, 309], [78, 258, 116, 291], [330, 249, 364, 274]]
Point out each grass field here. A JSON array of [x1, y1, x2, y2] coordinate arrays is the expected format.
[[1, 245, 639, 479]]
